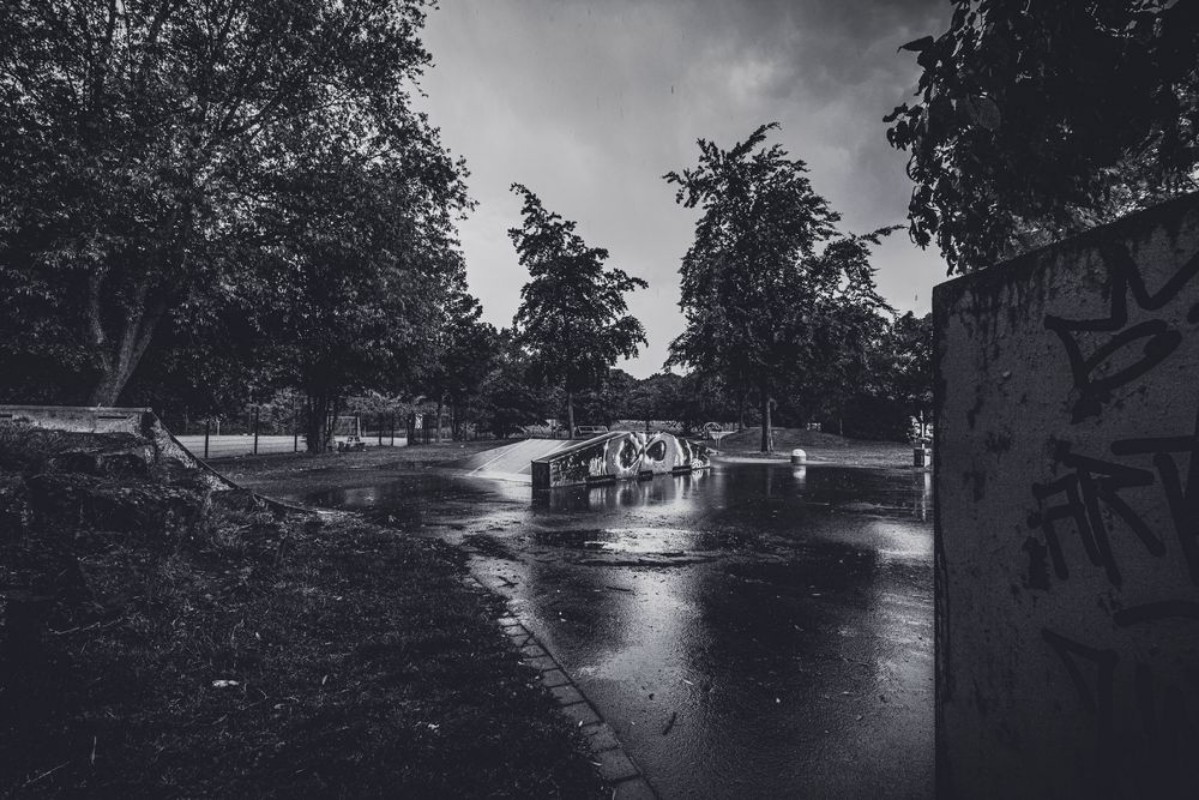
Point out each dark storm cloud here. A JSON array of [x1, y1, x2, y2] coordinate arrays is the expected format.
[[416, 0, 952, 377]]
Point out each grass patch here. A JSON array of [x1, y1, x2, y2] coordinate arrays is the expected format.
[[0, 428, 604, 798], [716, 427, 913, 467]]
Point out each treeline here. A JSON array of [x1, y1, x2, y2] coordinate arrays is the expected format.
[[0, 1, 473, 451], [428, 305, 929, 443], [0, 1, 931, 450], [0, 2, 1008, 452]]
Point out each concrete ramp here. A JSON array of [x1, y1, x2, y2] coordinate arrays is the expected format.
[[459, 438, 573, 482]]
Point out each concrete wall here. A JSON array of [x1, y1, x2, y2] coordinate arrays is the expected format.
[[531, 431, 710, 490], [935, 194, 1199, 798], [0, 404, 150, 435]]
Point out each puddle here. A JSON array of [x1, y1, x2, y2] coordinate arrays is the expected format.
[[301, 460, 934, 798]]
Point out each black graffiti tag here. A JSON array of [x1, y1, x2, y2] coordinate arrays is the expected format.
[[1027, 405, 1199, 588], [1043, 621, 1199, 795], [1045, 243, 1199, 422], [1110, 406, 1199, 586], [1027, 443, 1160, 587]]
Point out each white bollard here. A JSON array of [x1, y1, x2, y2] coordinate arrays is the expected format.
[[790, 448, 807, 465]]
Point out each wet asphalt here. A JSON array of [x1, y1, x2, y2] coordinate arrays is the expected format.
[[299, 461, 934, 799]]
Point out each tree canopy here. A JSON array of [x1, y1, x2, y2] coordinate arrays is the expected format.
[[665, 124, 892, 451], [0, 0, 457, 405], [508, 184, 647, 437], [886, 0, 1199, 273]]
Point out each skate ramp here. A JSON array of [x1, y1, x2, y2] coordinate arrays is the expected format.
[[457, 438, 574, 482]]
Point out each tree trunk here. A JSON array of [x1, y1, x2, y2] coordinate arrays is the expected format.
[[87, 307, 156, 406], [304, 392, 340, 453], [89, 362, 134, 406], [738, 390, 747, 432], [436, 397, 444, 443], [84, 232, 176, 406], [304, 393, 328, 453], [567, 390, 576, 439], [759, 381, 772, 453]]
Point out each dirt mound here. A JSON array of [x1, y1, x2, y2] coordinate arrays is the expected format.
[[0, 422, 280, 649]]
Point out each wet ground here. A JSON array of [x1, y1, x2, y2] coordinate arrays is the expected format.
[[293, 461, 933, 799]]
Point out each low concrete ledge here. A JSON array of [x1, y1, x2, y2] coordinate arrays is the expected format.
[[0, 405, 151, 435]]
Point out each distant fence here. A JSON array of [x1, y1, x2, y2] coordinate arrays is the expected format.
[[161, 409, 410, 461]]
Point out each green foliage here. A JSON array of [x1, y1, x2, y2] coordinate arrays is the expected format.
[[880, 311, 933, 421], [665, 124, 892, 450], [508, 184, 647, 433], [0, 0, 457, 405], [573, 369, 636, 428], [886, 0, 1199, 273], [424, 287, 502, 437], [474, 331, 554, 437]]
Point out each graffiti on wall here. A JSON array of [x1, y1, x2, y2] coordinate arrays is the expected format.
[[1045, 244, 1199, 422], [1022, 237, 1199, 792], [532, 431, 710, 490]]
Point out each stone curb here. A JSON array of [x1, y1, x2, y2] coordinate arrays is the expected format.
[[466, 574, 659, 800]]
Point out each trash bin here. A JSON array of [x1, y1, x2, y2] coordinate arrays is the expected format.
[[791, 448, 807, 465], [913, 446, 932, 468]]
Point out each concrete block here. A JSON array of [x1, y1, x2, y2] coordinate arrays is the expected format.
[[581, 721, 621, 752], [540, 669, 570, 688], [595, 748, 639, 783], [613, 777, 656, 800], [935, 193, 1199, 798], [523, 655, 558, 672], [502, 623, 528, 639], [550, 684, 585, 706], [560, 701, 600, 728]]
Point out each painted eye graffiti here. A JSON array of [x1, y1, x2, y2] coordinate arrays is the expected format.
[[618, 440, 640, 469]]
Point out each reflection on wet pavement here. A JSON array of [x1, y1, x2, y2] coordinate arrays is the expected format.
[[299, 461, 933, 799]]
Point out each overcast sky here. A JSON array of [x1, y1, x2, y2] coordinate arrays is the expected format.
[[415, 0, 953, 378]]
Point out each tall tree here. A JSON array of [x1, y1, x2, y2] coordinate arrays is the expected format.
[[508, 184, 647, 438], [796, 234, 895, 434], [424, 288, 500, 441], [574, 369, 636, 429], [475, 329, 554, 438], [882, 311, 934, 433], [886, 0, 1199, 274], [0, 0, 445, 404], [199, 103, 469, 453], [665, 124, 889, 452]]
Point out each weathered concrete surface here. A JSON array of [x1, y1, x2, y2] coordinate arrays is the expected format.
[[531, 431, 710, 490], [0, 405, 149, 435], [934, 193, 1199, 798], [458, 437, 573, 481]]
